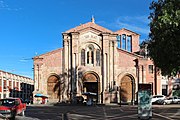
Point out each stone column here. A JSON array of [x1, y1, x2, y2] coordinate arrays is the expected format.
[[109, 34, 118, 90], [101, 33, 110, 103], [62, 33, 70, 101], [68, 35, 71, 100], [104, 53, 107, 90], [111, 34, 118, 103], [71, 32, 79, 98], [109, 41, 113, 90], [94, 49, 97, 66]]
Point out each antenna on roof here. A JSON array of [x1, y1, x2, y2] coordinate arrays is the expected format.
[[91, 15, 95, 23]]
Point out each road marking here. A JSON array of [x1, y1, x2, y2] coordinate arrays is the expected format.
[[110, 107, 124, 112], [153, 112, 175, 120], [170, 109, 180, 118], [103, 107, 108, 120], [68, 113, 94, 118], [107, 114, 137, 120]]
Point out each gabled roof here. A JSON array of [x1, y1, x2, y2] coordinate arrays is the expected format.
[[115, 28, 139, 35], [117, 48, 143, 58], [33, 48, 63, 59], [65, 22, 113, 33]]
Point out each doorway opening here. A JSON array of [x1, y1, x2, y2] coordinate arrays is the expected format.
[[120, 75, 135, 103]]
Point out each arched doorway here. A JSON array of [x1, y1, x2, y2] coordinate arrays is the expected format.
[[47, 75, 59, 101], [82, 72, 100, 102], [120, 75, 135, 103]]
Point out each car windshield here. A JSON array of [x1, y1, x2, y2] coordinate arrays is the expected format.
[[0, 99, 15, 107]]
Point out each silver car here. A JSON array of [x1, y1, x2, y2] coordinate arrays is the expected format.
[[151, 95, 166, 104], [172, 96, 180, 104]]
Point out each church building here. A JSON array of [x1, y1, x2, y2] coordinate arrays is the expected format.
[[33, 18, 163, 104]]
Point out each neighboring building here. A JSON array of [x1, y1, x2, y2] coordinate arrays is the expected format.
[[167, 74, 180, 97], [0, 70, 34, 101], [33, 18, 167, 104]]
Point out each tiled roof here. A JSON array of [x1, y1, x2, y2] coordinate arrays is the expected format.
[[115, 28, 139, 35], [33, 48, 63, 58], [117, 48, 143, 58], [65, 22, 113, 33]]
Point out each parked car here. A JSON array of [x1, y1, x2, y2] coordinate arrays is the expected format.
[[155, 96, 180, 105], [24, 99, 33, 104], [151, 95, 166, 104], [162, 97, 173, 104], [171, 96, 180, 104], [0, 98, 26, 119]]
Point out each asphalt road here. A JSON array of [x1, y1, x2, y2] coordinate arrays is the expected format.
[[14, 104, 180, 120]]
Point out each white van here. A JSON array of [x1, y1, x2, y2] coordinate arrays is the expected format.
[[151, 95, 166, 103]]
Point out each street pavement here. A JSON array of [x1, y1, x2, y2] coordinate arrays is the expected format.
[[13, 103, 180, 120]]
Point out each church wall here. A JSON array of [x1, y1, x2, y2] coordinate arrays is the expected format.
[[33, 48, 63, 101], [33, 19, 165, 104], [117, 49, 137, 67], [115, 49, 137, 97]]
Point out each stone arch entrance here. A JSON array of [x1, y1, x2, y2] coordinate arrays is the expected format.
[[120, 75, 135, 103], [82, 72, 100, 102], [47, 75, 59, 101]]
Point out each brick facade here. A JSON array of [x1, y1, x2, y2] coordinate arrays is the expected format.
[[33, 19, 164, 104]]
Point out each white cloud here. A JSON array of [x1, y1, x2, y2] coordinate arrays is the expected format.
[[121, 16, 150, 25], [0, 0, 21, 11], [115, 16, 150, 35], [0, 0, 8, 9], [96, 15, 150, 43], [116, 20, 150, 35], [97, 15, 150, 37]]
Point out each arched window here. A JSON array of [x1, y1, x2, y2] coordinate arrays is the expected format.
[[87, 51, 90, 64], [127, 35, 132, 52], [81, 49, 85, 66], [122, 34, 126, 50], [87, 45, 94, 64], [117, 35, 121, 48], [96, 49, 100, 66]]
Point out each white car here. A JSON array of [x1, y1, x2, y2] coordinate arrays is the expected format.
[[155, 96, 180, 105], [163, 97, 173, 104], [151, 95, 166, 103], [171, 96, 180, 104]]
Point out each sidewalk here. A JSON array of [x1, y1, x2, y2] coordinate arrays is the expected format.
[[152, 104, 180, 108], [26, 103, 54, 106], [27, 102, 180, 108]]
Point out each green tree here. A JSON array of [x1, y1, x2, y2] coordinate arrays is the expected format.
[[148, 0, 180, 76]]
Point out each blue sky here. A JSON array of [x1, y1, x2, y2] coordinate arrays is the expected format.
[[0, 0, 153, 79]]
